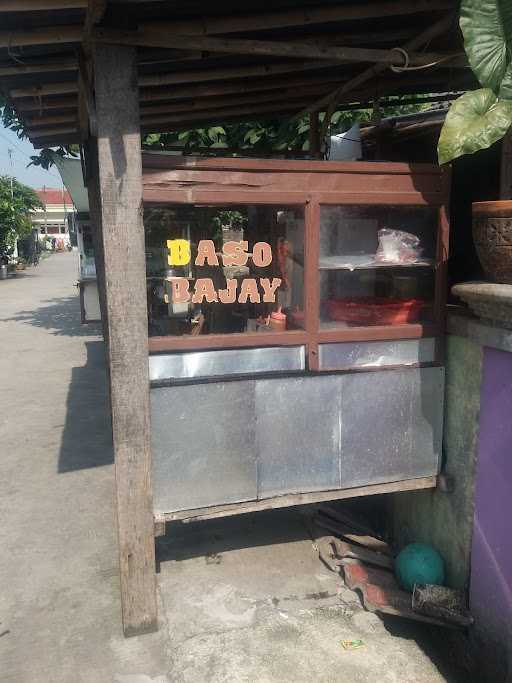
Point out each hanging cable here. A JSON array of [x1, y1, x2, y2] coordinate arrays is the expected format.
[[389, 47, 461, 73]]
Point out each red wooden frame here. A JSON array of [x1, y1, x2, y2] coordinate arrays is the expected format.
[[142, 156, 451, 368]]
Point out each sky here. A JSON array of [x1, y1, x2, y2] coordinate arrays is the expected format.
[[0, 121, 64, 190]]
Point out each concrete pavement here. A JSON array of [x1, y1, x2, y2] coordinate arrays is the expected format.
[[0, 252, 464, 682]]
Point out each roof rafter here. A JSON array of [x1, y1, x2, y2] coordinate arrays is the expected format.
[[94, 28, 466, 70]]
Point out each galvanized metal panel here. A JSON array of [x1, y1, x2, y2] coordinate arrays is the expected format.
[[151, 381, 257, 512], [318, 338, 436, 370], [256, 376, 342, 497], [149, 346, 305, 381], [151, 367, 443, 514], [339, 366, 444, 488]]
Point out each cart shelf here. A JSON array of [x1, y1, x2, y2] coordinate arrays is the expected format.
[[318, 256, 435, 271]]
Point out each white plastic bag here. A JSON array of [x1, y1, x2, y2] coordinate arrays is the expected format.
[[375, 229, 422, 263]]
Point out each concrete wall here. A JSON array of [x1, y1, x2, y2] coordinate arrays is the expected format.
[[470, 346, 512, 680], [392, 334, 482, 589], [393, 313, 512, 680]]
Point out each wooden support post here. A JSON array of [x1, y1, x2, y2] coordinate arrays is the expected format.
[[500, 129, 512, 199], [93, 43, 157, 637], [309, 111, 321, 158]]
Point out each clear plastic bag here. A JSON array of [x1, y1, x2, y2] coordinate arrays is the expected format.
[[375, 228, 422, 264]]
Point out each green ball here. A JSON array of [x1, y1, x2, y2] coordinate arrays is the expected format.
[[395, 543, 445, 592]]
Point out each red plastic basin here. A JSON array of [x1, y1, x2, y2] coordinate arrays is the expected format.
[[324, 298, 425, 326]]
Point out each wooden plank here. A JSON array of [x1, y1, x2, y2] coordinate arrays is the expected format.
[[0, 0, 452, 47], [0, 58, 77, 76], [11, 60, 340, 99], [139, 83, 336, 116], [309, 111, 320, 158], [26, 112, 78, 126], [142, 1, 453, 36], [304, 201, 320, 370], [28, 125, 78, 138], [95, 27, 465, 69], [140, 100, 312, 129], [148, 330, 308, 354], [500, 129, 512, 199], [12, 95, 78, 111], [93, 43, 157, 637], [0, 0, 86, 8], [154, 477, 438, 525], [11, 82, 78, 97], [0, 25, 83, 48], [139, 59, 340, 88]]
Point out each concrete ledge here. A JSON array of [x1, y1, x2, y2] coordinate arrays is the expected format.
[[448, 312, 512, 354]]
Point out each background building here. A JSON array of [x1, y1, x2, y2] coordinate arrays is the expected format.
[[31, 187, 75, 242]]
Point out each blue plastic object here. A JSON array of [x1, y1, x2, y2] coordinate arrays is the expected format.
[[395, 543, 445, 593]]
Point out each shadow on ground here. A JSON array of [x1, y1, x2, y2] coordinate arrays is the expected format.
[[157, 509, 476, 683], [1, 295, 101, 337], [156, 507, 314, 566], [59, 339, 113, 472], [383, 616, 476, 683]]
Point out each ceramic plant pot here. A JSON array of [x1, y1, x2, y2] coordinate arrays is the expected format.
[[473, 200, 512, 284]]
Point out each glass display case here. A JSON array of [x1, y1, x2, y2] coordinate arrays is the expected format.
[[142, 155, 449, 370], [141, 155, 449, 516]]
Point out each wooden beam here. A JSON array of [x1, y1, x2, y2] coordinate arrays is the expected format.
[[309, 13, 456, 137], [93, 43, 157, 637], [25, 84, 333, 130], [500, 129, 512, 199], [155, 477, 438, 524], [0, 51, 203, 79], [25, 112, 78, 126], [0, 0, 86, 8], [28, 124, 78, 137], [140, 84, 331, 118], [10, 81, 78, 97], [85, 0, 107, 33], [23, 84, 330, 127], [0, 58, 77, 77], [140, 101, 308, 130], [14, 72, 334, 111], [309, 111, 321, 158], [140, 75, 341, 105], [142, 1, 453, 36], [95, 27, 466, 69], [25, 76, 468, 136], [12, 95, 77, 111], [0, 0, 452, 48], [10, 60, 339, 99], [138, 59, 341, 88], [30, 132, 79, 148], [0, 25, 82, 48]]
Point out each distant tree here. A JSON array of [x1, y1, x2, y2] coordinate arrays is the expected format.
[[0, 175, 43, 253]]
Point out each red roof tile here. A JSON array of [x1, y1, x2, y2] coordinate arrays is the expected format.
[[35, 188, 73, 207]]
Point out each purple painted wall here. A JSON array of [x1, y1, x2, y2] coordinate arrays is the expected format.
[[470, 347, 512, 651]]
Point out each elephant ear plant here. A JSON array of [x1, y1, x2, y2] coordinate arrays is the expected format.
[[438, 0, 512, 164]]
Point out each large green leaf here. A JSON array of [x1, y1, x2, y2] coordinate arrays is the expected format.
[[460, 0, 512, 97], [438, 88, 512, 164]]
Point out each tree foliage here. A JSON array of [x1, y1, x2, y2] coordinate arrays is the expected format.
[[142, 102, 429, 154], [0, 175, 43, 253], [1, 91, 431, 167]]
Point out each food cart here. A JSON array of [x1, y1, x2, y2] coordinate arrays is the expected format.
[[142, 154, 450, 519]]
